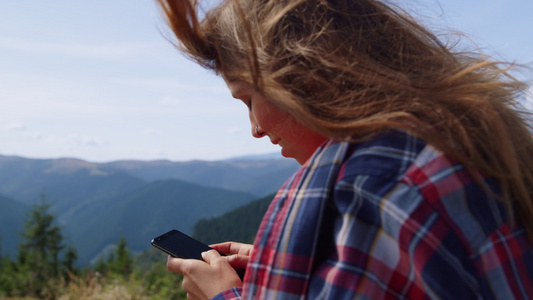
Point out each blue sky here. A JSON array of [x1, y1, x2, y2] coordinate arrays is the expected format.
[[1, 0, 532, 163]]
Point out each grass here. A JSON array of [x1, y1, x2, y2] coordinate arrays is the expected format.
[[1, 269, 186, 300]]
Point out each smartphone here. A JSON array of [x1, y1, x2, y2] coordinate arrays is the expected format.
[[151, 229, 245, 280], [151, 229, 213, 260]]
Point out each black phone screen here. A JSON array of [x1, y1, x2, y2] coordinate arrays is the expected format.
[[151, 229, 212, 260], [151, 229, 246, 280]]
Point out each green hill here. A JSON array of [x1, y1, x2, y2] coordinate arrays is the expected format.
[[192, 193, 274, 245], [64, 179, 257, 265], [0, 194, 28, 257]]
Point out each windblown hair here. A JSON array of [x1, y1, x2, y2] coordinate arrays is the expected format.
[[156, 0, 533, 240]]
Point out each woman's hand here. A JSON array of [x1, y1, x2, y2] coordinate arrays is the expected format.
[[167, 250, 242, 300], [211, 242, 253, 270]]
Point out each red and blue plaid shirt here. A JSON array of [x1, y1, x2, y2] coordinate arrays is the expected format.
[[214, 131, 533, 299]]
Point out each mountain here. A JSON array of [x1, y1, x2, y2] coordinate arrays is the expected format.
[[0, 154, 299, 200], [0, 155, 145, 214], [227, 152, 285, 161], [0, 153, 299, 265], [0, 194, 28, 256], [106, 158, 299, 197], [63, 179, 256, 264]]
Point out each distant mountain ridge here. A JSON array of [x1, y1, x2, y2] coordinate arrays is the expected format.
[[107, 157, 298, 196], [0, 153, 299, 198], [0, 153, 300, 265]]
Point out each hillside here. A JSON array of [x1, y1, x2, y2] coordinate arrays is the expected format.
[[0, 194, 28, 256], [192, 193, 274, 245], [64, 179, 256, 264]]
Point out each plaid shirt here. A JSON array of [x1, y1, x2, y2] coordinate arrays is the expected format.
[[214, 131, 533, 299]]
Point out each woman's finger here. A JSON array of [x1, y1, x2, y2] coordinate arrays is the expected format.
[[211, 242, 253, 256], [224, 254, 250, 269], [210, 242, 238, 255]]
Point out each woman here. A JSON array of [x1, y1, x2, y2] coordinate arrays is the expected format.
[[156, 0, 533, 299]]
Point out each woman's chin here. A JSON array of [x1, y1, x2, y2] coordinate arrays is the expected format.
[[281, 148, 307, 165], [280, 147, 290, 158], [280, 147, 294, 160]]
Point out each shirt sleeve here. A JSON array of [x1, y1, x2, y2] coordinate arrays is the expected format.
[[211, 287, 242, 300]]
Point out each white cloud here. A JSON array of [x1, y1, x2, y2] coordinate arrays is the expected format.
[[228, 126, 243, 135], [106, 76, 229, 96], [43, 135, 77, 145], [142, 128, 161, 136], [0, 36, 162, 60], [5, 122, 27, 131], [107, 77, 188, 90], [28, 131, 43, 140], [3, 123, 42, 140], [44, 134, 107, 147], [79, 136, 107, 147], [159, 96, 183, 106]]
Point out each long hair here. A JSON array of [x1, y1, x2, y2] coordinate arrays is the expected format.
[[156, 0, 533, 241]]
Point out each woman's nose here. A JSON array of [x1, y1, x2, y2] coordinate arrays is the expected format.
[[252, 125, 266, 138]]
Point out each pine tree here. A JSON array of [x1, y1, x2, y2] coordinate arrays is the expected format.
[[93, 236, 133, 278], [0, 236, 3, 269], [18, 194, 73, 297], [0, 238, 6, 296], [110, 236, 133, 277], [62, 246, 78, 274]]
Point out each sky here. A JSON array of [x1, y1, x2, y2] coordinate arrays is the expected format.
[[0, 0, 532, 163]]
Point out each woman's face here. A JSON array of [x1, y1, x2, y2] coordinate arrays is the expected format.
[[224, 79, 327, 165]]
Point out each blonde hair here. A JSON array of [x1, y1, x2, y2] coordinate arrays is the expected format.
[[156, 0, 533, 241]]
